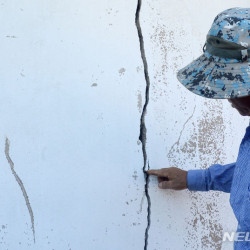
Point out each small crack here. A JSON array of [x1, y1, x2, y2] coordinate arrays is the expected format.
[[135, 1, 151, 249], [5, 137, 35, 243], [168, 105, 196, 158]]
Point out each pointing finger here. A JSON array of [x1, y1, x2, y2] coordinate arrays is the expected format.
[[147, 168, 169, 178], [147, 169, 163, 176]]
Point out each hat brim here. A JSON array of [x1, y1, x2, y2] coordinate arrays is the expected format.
[[177, 53, 250, 99]]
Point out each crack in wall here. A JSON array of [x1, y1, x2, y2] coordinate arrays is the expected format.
[[5, 137, 35, 243], [135, 1, 151, 249], [168, 105, 196, 158]]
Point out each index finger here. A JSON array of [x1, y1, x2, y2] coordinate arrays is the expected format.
[[147, 169, 163, 176]]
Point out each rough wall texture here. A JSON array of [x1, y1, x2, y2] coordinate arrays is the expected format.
[[0, 0, 249, 249]]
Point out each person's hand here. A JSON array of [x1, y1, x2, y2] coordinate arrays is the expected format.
[[147, 167, 187, 190]]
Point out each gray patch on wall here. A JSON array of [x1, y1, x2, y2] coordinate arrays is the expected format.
[[119, 68, 126, 76], [137, 92, 142, 113], [149, 23, 188, 102]]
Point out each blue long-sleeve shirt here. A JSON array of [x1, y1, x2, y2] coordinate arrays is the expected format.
[[187, 125, 250, 250]]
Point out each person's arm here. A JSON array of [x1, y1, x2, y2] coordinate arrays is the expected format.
[[147, 163, 236, 193], [187, 163, 236, 193]]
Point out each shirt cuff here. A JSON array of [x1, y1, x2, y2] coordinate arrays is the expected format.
[[187, 169, 208, 191]]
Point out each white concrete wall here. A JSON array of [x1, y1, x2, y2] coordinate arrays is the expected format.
[[0, 0, 249, 249]]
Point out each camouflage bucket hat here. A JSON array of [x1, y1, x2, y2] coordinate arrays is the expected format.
[[177, 7, 250, 99]]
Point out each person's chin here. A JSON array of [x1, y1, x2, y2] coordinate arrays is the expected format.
[[238, 110, 250, 116]]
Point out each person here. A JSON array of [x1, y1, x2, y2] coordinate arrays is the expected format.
[[147, 7, 250, 250]]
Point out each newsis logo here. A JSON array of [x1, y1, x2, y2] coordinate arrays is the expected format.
[[223, 232, 250, 242]]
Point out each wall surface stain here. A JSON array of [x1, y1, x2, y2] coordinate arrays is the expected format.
[[185, 192, 223, 250], [186, 102, 225, 249], [136, 66, 142, 72], [198, 101, 225, 169], [137, 92, 142, 113], [6, 35, 17, 38], [149, 22, 188, 102], [165, 99, 226, 249], [138, 192, 145, 214], [118, 68, 126, 76], [176, 102, 225, 249]]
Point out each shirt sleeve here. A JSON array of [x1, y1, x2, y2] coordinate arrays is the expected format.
[[187, 162, 236, 193]]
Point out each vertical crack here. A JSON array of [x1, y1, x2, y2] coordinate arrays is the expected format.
[[5, 137, 35, 243], [135, 1, 151, 249], [143, 162, 151, 250]]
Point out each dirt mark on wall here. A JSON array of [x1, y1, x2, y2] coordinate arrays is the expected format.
[[137, 92, 142, 113], [149, 23, 189, 102]]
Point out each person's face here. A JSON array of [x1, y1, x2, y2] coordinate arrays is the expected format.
[[228, 95, 250, 116]]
